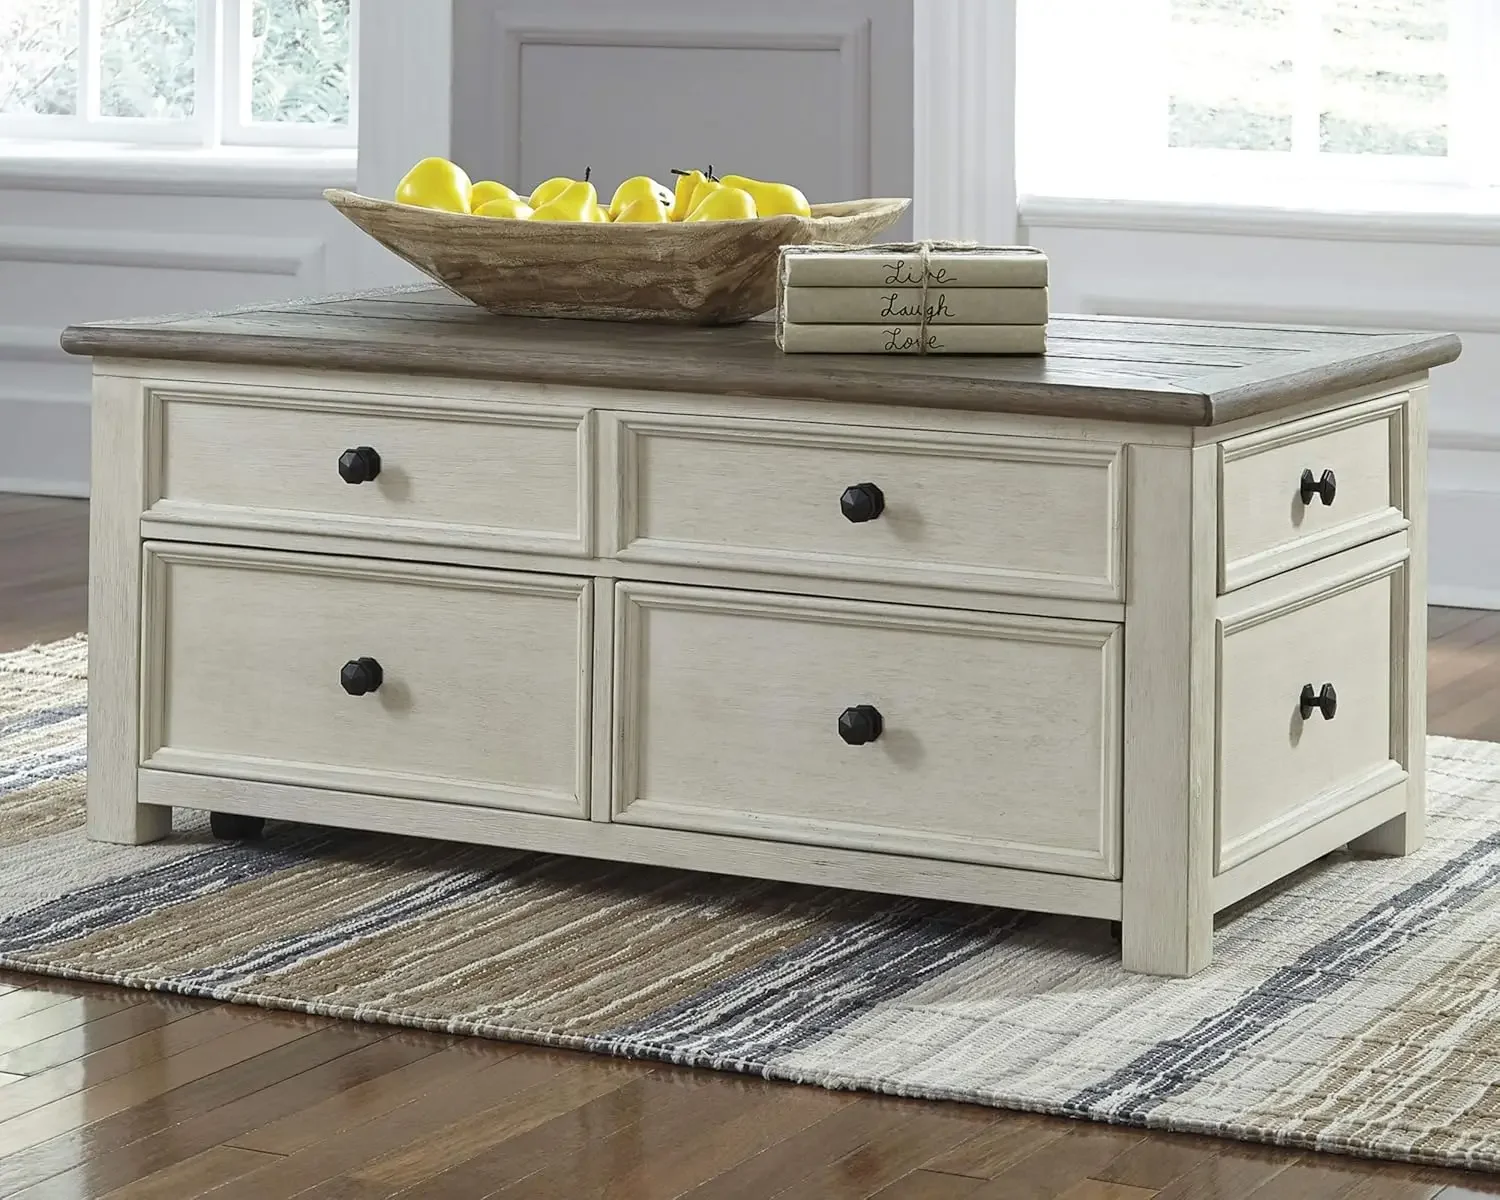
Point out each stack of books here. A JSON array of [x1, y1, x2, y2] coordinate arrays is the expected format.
[[775, 242, 1048, 355]]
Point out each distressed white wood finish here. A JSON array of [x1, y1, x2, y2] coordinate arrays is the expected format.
[[87, 375, 171, 844], [138, 770, 1123, 919], [612, 583, 1122, 877], [1218, 394, 1408, 592], [133, 517, 1127, 624], [1119, 443, 1218, 977], [140, 543, 593, 818], [606, 413, 1124, 601], [588, 581, 615, 823], [1352, 379, 1429, 857], [1214, 778, 1408, 912], [148, 386, 592, 556], [1215, 546, 1407, 871], [94, 356, 1202, 446], [80, 322, 1438, 978]]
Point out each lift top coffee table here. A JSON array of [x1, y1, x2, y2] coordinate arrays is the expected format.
[[62, 288, 1460, 976]]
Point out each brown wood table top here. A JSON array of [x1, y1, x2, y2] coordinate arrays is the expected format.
[[60, 283, 1462, 426]]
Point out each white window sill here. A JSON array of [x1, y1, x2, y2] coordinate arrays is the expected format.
[[0, 141, 357, 199], [1020, 180, 1500, 246]]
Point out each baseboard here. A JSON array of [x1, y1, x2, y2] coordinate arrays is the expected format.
[[0, 390, 89, 498], [0, 477, 88, 499], [1429, 583, 1500, 611]]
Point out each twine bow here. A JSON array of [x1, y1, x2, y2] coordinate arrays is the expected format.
[[912, 240, 942, 354], [778, 239, 983, 354]]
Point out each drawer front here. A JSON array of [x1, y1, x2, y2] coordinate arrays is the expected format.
[[612, 583, 1122, 877], [141, 543, 591, 817], [607, 414, 1124, 600], [149, 388, 590, 555], [1216, 558, 1406, 870], [1219, 395, 1406, 592]]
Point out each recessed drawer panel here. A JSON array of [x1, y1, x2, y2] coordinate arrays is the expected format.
[[149, 388, 591, 555], [606, 413, 1124, 600], [141, 543, 591, 817], [1218, 394, 1406, 592], [612, 582, 1123, 878], [1216, 555, 1406, 871]]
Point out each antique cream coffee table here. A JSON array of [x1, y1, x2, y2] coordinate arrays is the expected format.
[[62, 289, 1460, 976]]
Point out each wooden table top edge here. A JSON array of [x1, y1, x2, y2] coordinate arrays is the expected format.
[[59, 294, 1463, 428]]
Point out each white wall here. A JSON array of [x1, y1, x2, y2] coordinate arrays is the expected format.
[[0, 160, 362, 495], [1022, 201, 1495, 607]]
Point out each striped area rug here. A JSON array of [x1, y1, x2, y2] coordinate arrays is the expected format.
[[3, 636, 1498, 1174]]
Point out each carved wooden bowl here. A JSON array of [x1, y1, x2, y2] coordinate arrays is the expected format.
[[324, 188, 911, 325]]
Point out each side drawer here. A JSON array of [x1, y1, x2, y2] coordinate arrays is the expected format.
[[612, 582, 1123, 878], [147, 386, 592, 555], [1215, 547, 1409, 872], [605, 412, 1125, 601], [1218, 393, 1407, 592], [140, 542, 592, 817]]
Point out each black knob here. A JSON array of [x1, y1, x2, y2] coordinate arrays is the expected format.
[[1299, 468, 1336, 506], [838, 704, 883, 745], [338, 446, 382, 484], [340, 657, 383, 696], [840, 483, 885, 523], [1299, 682, 1337, 721]]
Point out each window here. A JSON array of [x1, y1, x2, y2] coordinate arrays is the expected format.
[[1017, 0, 1500, 203], [0, 0, 356, 149]]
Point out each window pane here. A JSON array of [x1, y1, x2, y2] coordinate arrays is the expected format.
[[1169, 0, 1295, 151], [249, 0, 351, 125], [1320, 0, 1448, 156], [99, 0, 196, 119], [0, 0, 78, 116]]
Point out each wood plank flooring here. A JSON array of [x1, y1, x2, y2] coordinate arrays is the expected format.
[[0, 494, 1497, 1198]]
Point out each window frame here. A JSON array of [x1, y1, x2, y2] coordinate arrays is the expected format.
[[1016, 0, 1500, 203], [0, 0, 357, 150]]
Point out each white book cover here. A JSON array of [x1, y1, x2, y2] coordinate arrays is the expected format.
[[776, 322, 1047, 355], [783, 286, 1048, 325], [780, 243, 1049, 289]]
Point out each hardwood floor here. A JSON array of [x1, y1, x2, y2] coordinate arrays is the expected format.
[[0, 496, 88, 654], [0, 494, 1497, 1198]]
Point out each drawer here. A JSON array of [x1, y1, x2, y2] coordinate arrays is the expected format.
[[140, 543, 591, 817], [1218, 395, 1407, 591], [606, 413, 1124, 600], [148, 388, 591, 555], [611, 583, 1123, 877], [1216, 557, 1406, 871]]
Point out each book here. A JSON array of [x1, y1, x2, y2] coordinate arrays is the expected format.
[[780, 243, 1048, 289], [776, 322, 1046, 355], [782, 285, 1048, 326]]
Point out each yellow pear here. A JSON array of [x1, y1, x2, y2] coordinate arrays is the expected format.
[[687, 175, 750, 217], [470, 180, 520, 209], [684, 177, 726, 218], [395, 157, 472, 213], [608, 175, 673, 219], [614, 194, 671, 222], [719, 173, 811, 218], [474, 196, 534, 219], [685, 186, 757, 221], [528, 176, 576, 207], [530, 175, 601, 221], [667, 168, 707, 221]]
